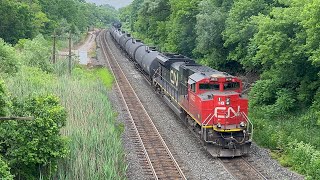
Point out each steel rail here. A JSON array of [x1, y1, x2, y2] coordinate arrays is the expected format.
[[99, 30, 186, 179], [218, 157, 268, 180]]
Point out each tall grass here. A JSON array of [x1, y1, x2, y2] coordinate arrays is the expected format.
[[5, 65, 127, 179]]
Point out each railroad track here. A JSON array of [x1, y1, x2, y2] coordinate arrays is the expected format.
[[99, 29, 268, 180], [218, 157, 269, 180], [98, 30, 186, 180]]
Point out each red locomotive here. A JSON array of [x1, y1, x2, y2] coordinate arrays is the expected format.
[[110, 25, 252, 157]]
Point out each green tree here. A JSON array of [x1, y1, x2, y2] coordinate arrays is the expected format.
[[134, 0, 171, 46], [223, 0, 272, 71], [19, 35, 53, 73], [0, 80, 9, 117], [0, 156, 13, 180], [194, 0, 233, 70], [128, 0, 144, 31], [0, 39, 20, 74], [248, 1, 320, 109], [0, 95, 68, 179], [165, 0, 200, 56], [0, 0, 39, 44]]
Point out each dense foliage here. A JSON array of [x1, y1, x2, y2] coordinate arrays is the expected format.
[[0, 27, 127, 178], [5, 64, 126, 179], [0, 40, 20, 75], [0, 0, 126, 178], [0, 0, 117, 44], [121, 0, 320, 179], [0, 155, 13, 180], [0, 95, 68, 179]]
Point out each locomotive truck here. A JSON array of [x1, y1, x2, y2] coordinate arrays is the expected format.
[[109, 25, 253, 157]]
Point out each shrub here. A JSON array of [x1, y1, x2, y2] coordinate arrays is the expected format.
[[0, 80, 9, 116], [0, 156, 13, 180], [0, 95, 68, 179], [0, 39, 20, 74], [249, 79, 277, 107], [284, 141, 320, 180], [20, 35, 53, 73]]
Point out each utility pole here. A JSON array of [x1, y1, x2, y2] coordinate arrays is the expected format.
[[68, 30, 72, 75], [52, 30, 57, 64]]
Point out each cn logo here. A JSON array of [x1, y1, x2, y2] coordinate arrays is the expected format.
[[170, 70, 179, 87], [214, 106, 240, 118]]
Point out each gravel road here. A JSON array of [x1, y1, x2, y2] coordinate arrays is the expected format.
[[95, 31, 304, 180]]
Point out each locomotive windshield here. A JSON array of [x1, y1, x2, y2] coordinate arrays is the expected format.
[[199, 83, 219, 90], [224, 82, 240, 90]]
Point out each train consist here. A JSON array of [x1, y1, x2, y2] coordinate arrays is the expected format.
[[109, 23, 252, 157]]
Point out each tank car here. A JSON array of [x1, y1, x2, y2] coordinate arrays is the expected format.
[[112, 21, 122, 29], [119, 33, 132, 50], [128, 39, 144, 60]]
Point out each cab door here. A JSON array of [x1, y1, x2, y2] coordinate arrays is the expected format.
[[187, 79, 197, 117]]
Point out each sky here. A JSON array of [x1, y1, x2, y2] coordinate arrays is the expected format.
[[85, 0, 133, 9]]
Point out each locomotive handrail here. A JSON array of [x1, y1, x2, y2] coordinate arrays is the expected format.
[[202, 113, 213, 127], [241, 112, 253, 141], [152, 67, 160, 80], [201, 113, 215, 143]]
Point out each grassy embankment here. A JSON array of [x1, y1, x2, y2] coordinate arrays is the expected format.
[[251, 107, 320, 179], [5, 41, 127, 179]]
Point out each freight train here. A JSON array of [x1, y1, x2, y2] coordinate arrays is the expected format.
[[109, 23, 252, 157]]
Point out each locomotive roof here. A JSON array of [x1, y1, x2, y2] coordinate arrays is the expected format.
[[171, 62, 185, 71], [156, 53, 195, 67], [187, 65, 233, 83]]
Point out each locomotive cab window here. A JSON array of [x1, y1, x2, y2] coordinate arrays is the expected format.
[[224, 82, 240, 90], [199, 83, 219, 90], [191, 83, 196, 92]]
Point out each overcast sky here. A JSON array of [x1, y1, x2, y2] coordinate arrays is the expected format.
[[86, 0, 133, 9]]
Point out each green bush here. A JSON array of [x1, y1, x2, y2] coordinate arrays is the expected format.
[[0, 95, 68, 179], [5, 66, 126, 179], [249, 79, 277, 107], [284, 141, 320, 180], [0, 80, 9, 116], [20, 35, 53, 73], [0, 39, 20, 75], [0, 156, 13, 180], [311, 90, 320, 126]]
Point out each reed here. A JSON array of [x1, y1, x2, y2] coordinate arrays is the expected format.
[[5, 65, 126, 179]]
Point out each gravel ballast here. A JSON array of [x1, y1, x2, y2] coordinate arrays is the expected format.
[[96, 31, 304, 180]]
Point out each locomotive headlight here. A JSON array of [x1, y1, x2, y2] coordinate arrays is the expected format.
[[217, 123, 222, 128], [226, 97, 230, 105], [240, 121, 245, 127]]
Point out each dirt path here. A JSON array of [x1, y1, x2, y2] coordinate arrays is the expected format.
[[76, 31, 97, 65], [58, 30, 98, 65]]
